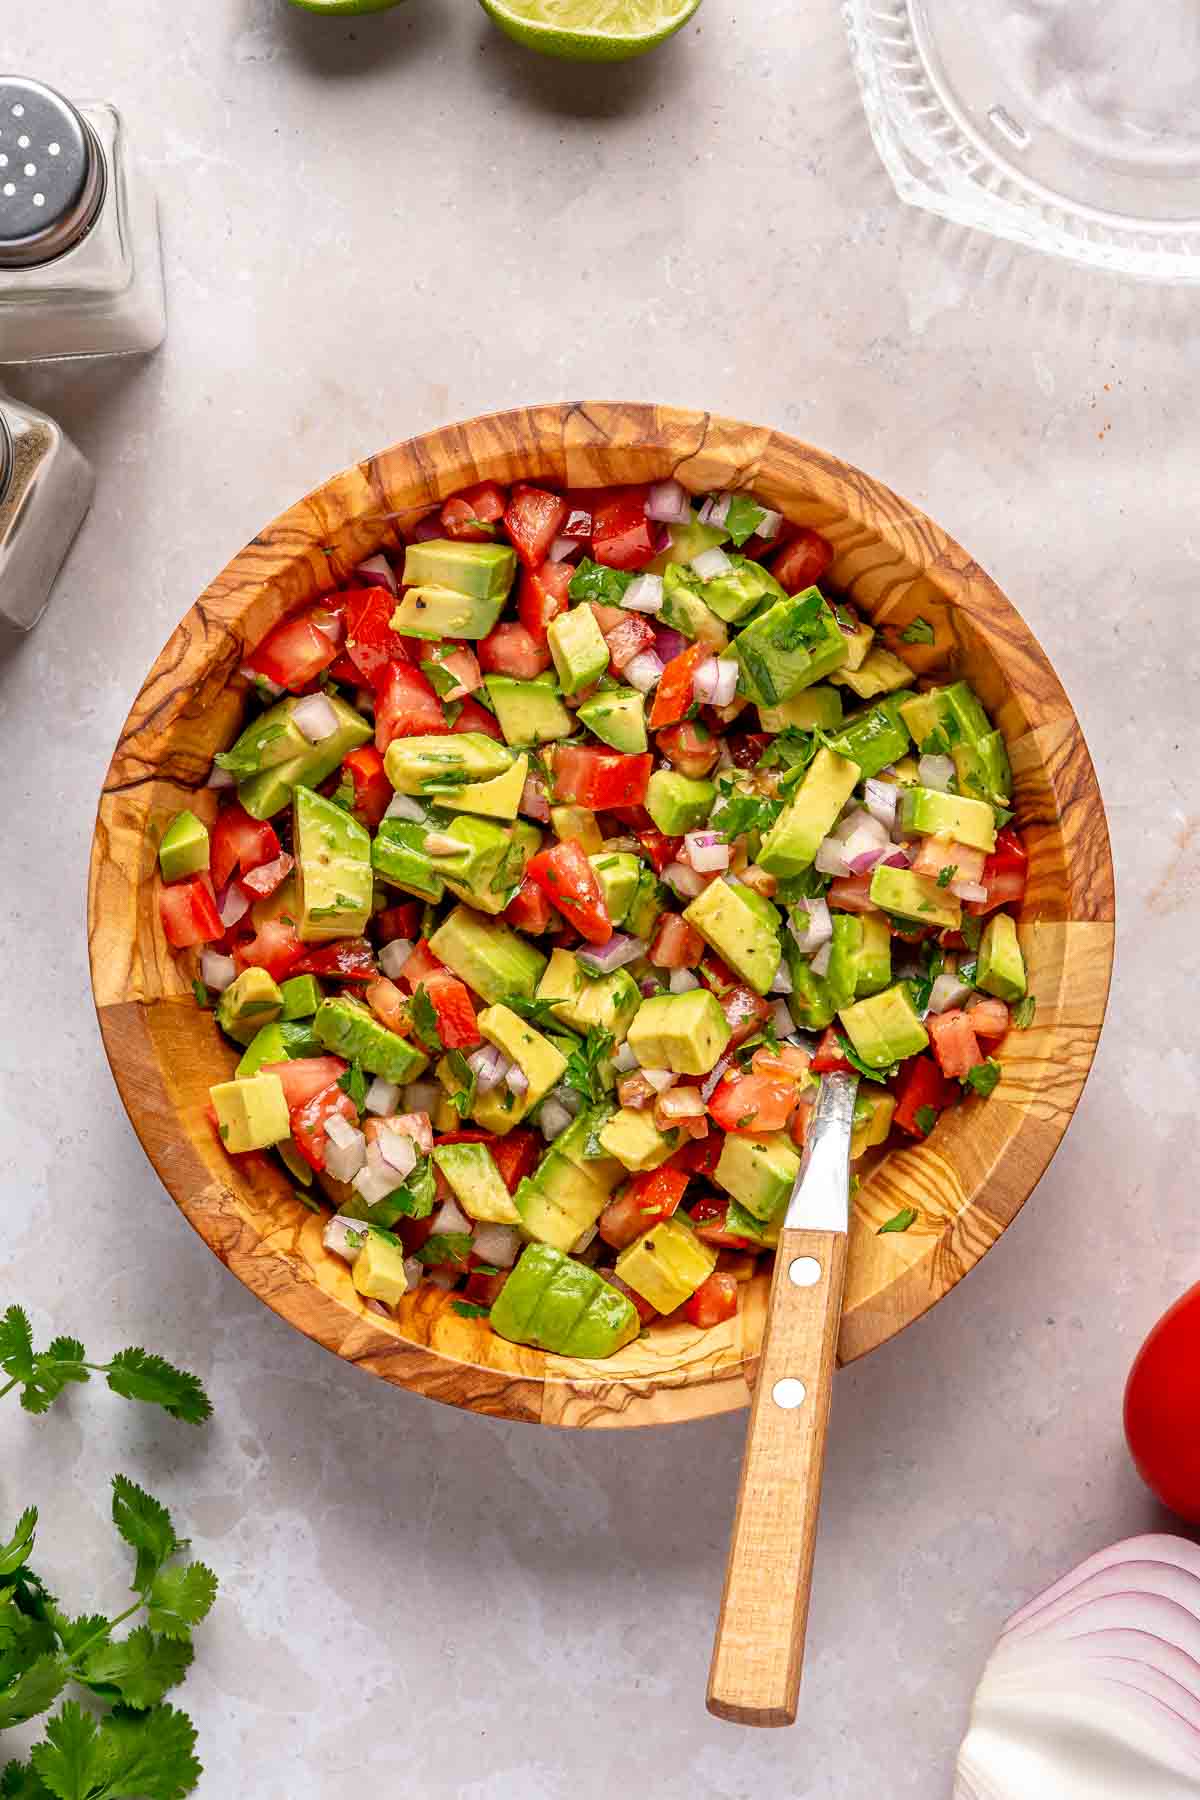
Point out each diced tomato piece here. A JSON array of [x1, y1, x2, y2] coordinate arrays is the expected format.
[[551, 744, 652, 811], [375, 901, 421, 943], [668, 1131, 724, 1178], [422, 973, 480, 1050], [525, 840, 613, 945], [505, 875, 554, 935], [751, 1045, 811, 1082], [605, 1271, 658, 1326], [503, 484, 569, 570], [462, 1270, 508, 1307], [689, 1196, 757, 1251], [489, 1130, 539, 1192], [720, 986, 772, 1048], [374, 660, 446, 751], [517, 559, 573, 643], [239, 852, 294, 898], [826, 873, 881, 914], [341, 745, 392, 831], [656, 718, 720, 779], [291, 1080, 359, 1172], [589, 602, 626, 634], [891, 1054, 957, 1137], [158, 875, 223, 949], [966, 872, 1025, 917], [398, 939, 446, 993], [591, 485, 658, 570], [927, 1009, 982, 1080], [771, 527, 833, 595], [343, 588, 411, 689], [432, 645, 482, 700], [911, 838, 986, 885], [434, 1128, 490, 1145], [726, 731, 773, 770], [599, 1167, 689, 1249], [289, 937, 377, 983], [449, 695, 505, 741], [244, 607, 341, 692], [477, 619, 553, 678], [261, 1055, 348, 1112], [326, 652, 361, 687], [709, 1071, 797, 1134], [649, 644, 711, 730], [210, 803, 280, 890], [967, 829, 1028, 917], [649, 915, 704, 970], [967, 997, 1010, 1038], [366, 976, 409, 1035], [986, 825, 1027, 876], [811, 1026, 855, 1074], [235, 916, 303, 982], [604, 612, 656, 672], [635, 828, 681, 874], [441, 480, 506, 541], [683, 1271, 739, 1329]]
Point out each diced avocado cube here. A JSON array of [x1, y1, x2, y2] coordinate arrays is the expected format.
[[627, 989, 732, 1075], [392, 586, 506, 642], [831, 648, 914, 700], [158, 810, 209, 883], [614, 1216, 716, 1313], [371, 817, 446, 904], [313, 995, 430, 1084], [235, 1018, 321, 1078], [835, 613, 876, 672], [683, 878, 780, 997], [514, 1151, 612, 1251], [352, 1229, 410, 1307], [714, 1132, 801, 1222], [899, 786, 996, 853], [209, 1073, 290, 1152], [552, 805, 604, 854], [428, 754, 528, 822], [868, 865, 962, 930], [432, 1142, 520, 1225], [732, 589, 848, 707], [783, 941, 838, 1031], [757, 748, 859, 877], [424, 814, 518, 910], [577, 688, 648, 753], [384, 733, 514, 795], [825, 912, 892, 1004], [850, 1091, 895, 1161], [294, 786, 373, 943], [429, 905, 547, 1004], [401, 538, 516, 601], [485, 673, 574, 748], [899, 681, 992, 753], [279, 974, 323, 1020], [552, 1105, 626, 1193], [758, 684, 844, 734], [440, 1005, 566, 1134], [657, 566, 729, 649], [699, 554, 788, 624], [536, 948, 642, 1043], [976, 912, 1026, 1003], [216, 967, 283, 1046], [597, 1107, 679, 1172], [625, 867, 667, 942], [721, 1196, 781, 1249], [490, 1244, 639, 1358], [588, 852, 640, 927], [645, 769, 716, 836], [952, 730, 1012, 808], [232, 696, 372, 821], [547, 605, 610, 696], [826, 693, 914, 780], [838, 982, 929, 1069]]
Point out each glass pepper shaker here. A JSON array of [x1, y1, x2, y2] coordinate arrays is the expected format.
[[0, 392, 93, 630], [0, 75, 166, 363]]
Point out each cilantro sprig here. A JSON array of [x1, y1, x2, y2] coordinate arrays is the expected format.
[[445, 1049, 477, 1120], [502, 994, 566, 1031], [0, 1309, 210, 1423], [562, 1027, 614, 1106], [409, 984, 444, 1055], [721, 495, 765, 547], [336, 1061, 369, 1111], [568, 560, 633, 607]]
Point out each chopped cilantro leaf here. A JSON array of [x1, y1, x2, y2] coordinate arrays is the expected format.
[[417, 1232, 473, 1267], [770, 591, 825, 652], [936, 865, 957, 889], [723, 495, 766, 546], [964, 1059, 1001, 1097], [410, 983, 444, 1054], [993, 805, 1015, 829], [337, 1062, 368, 1111], [878, 1206, 918, 1234], [775, 868, 832, 903], [1012, 995, 1037, 1029], [712, 791, 783, 842], [913, 1104, 938, 1137], [960, 914, 983, 952], [451, 1301, 491, 1319], [191, 979, 210, 1010], [835, 1036, 898, 1084], [503, 994, 566, 1030], [563, 1026, 614, 1106], [756, 726, 821, 775], [899, 617, 935, 645], [568, 559, 634, 607]]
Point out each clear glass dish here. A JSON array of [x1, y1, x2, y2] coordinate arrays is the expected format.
[[843, 0, 1200, 282]]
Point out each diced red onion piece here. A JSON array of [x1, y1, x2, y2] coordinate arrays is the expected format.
[[413, 513, 443, 542], [645, 478, 693, 525], [392, 1111, 434, 1155], [538, 1096, 573, 1141], [928, 970, 973, 1014], [471, 1223, 521, 1268], [814, 836, 852, 878], [325, 1131, 367, 1184], [691, 545, 734, 581], [324, 1216, 366, 1262], [376, 1127, 418, 1179], [292, 692, 340, 745], [692, 659, 720, 705], [520, 773, 551, 823], [216, 880, 251, 929], [206, 765, 236, 790], [549, 1084, 583, 1118], [699, 493, 732, 528], [423, 832, 470, 857], [951, 879, 988, 903], [652, 625, 688, 664], [918, 753, 955, 792], [402, 1081, 442, 1115], [312, 613, 343, 645], [427, 1266, 457, 1291], [683, 831, 730, 874], [668, 967, 701, 993], [325, 1113, 360, 1151], [789, 895, 833, 952], [863, 779, 899, 831], [571, 1224, 599, 1256], [364, 1077, 401, 1117], [879, 846, 911, 869], [505, 1063, 529, 1097], [199, 950, 237, 993], [771, 999, 794, 1037], [663, 861, 708, 899], [625, 651, 665, 694], [769, 958, 793, 995], [712, 659, 740, 706], [614, 1040, 639, 1073], [547, 535, 583, 563], [810, 940, 833, 979], [700, 1054, 731, 1102], [846, 847, 887, 876], [431, 1197, 472, 1237], [641, 1068, 677, 1092], [623, 573, 665, 614], [403, 1254, 425, 1291], [577, 933, 647, 975], [378, 938, 414, 980], [352, 1151, 404, 1204], [755, 509, 782, 541], [355, 552, 398, 595], [468, 1045, 509, 1095]]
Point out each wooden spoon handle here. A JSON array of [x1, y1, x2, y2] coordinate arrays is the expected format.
[[706, 1223, 848, 1727]]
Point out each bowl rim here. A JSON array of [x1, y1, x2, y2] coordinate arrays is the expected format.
[[88, 401, 1115, 1429]]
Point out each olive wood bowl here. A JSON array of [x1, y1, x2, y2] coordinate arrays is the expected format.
[[87, 403, 1114, 1428]]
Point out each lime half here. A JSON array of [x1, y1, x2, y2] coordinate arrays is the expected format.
[[478, 0, 701, 60]]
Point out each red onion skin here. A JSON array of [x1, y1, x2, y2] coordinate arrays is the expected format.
[[847, 847, 887, 876], [653, 625, 688, 664]]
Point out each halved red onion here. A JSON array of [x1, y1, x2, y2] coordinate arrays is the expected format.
[[623, 573, 665, 614], [928, 970, 973, 1014], [379, 938, 414, 980], [918, 753, 955, 791], [547, 535, 583, 563], [645, 478, 692, 525], [206, 765, 236, 790], [292, 692, 340, 745], [364, 1077, 401, 1117], [625, 651, 665, 694], [810, 940, 833, 979], [863, 779, 899, 831], [814, 836, 852, 878], [668, 968, 700, 993], [951, 879, 988, 903], [578, 933, 646, 975], [519, 772, 551, 823], [200, 949, 237, 993], [682, 831, 730, 874], [789, 896, 833, 952], [216, 880, 251, 929], [538, 1096, 573, 1141], [663, 861, 707, 898], [468, 1044, 509, 1094], [413, 512, 443, 543], [471, 1222, 521, 1268], [691, 545, 734, 581], [700, 1054, 732, 1102], [355, 552, 398, 595]]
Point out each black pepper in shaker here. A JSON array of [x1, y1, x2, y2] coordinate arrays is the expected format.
[[0, 393, 93, 630]]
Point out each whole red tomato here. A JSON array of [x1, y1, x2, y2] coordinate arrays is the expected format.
[[1124, 1283, 1200, 1521]]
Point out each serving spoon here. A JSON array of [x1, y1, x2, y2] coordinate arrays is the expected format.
[[706, 1071, 859, 1726]]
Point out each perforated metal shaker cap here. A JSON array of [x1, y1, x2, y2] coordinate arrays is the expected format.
[[0, 77, 104, 269]]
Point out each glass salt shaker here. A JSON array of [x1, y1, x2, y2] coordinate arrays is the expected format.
[[0, 392, 93, 630], [0, 75, 165, 363]]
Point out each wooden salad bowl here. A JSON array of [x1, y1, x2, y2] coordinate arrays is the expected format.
[[87, 403, 1115, 1429]]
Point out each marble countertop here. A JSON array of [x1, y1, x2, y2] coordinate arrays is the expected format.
[[3, 1, 1191, 1793]]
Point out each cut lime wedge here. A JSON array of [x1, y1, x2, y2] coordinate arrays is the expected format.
[[478, 0, 701, 60]]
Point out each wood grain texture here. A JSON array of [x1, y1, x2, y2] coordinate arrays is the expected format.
[[87, 403, 1115, 1428], [707, 1226, 848, 1726]]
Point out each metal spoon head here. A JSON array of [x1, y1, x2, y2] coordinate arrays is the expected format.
[[784, 1071, 859, 1235]]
